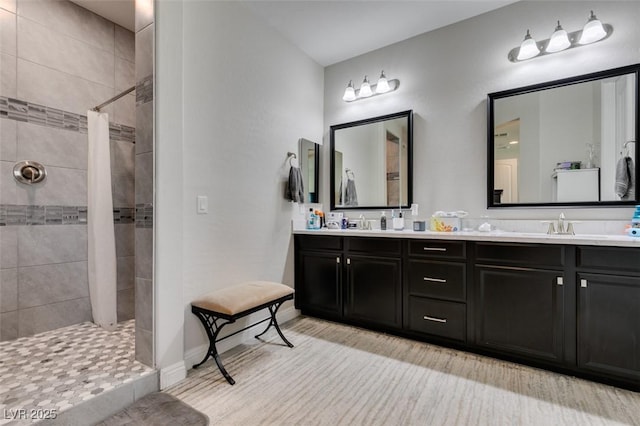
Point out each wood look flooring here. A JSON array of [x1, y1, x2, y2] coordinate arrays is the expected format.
[[168, 317, 640, 425]]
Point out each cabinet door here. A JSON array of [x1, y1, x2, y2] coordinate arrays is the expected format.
[[297, 251, 342, 319], [577, 273, 640, 381], [476, 266, 564, 363], [345, 255, 402, 329]]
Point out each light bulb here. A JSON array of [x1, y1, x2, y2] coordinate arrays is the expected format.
[[342, 80, 356, 102], [359, 76, 372, 97], [517, 30, 540, 61], [579, 11, 607, 44], [546, 21, 571, 53], [375, 71, 390, 94]]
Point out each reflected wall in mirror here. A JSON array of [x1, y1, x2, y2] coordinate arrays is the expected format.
[[298, 138, 320, 203], [488, 64, 639, 207], [330, 110, 413, 210]]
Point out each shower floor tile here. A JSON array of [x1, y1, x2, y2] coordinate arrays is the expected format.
[[0, 320, 153, 425]]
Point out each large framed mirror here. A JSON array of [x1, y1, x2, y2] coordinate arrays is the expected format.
[[330, 110, 413, 210], [488, 64, 639, 208], [298, 138, 319, 203]]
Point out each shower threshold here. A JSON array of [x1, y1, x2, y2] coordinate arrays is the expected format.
[[0, 320, 157, 425]]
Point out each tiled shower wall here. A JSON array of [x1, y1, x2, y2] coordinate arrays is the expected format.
[[0, 0, 136, 340], [134, 0, 154, 367]]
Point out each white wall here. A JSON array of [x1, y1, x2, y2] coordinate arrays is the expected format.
[[323, 1, 640, 220], [156, 0, 324, 373]]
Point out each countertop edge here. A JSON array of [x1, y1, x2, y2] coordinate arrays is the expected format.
[[292, 229, 640, 248]]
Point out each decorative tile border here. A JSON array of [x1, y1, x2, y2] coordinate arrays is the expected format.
[[136, 75, 153, 106], [0, 205, 141, 226], [0, 96, 135, 144], [136, 203, 153, 228]]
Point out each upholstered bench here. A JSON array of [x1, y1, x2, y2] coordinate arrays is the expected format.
[[191, 281, 294, 385]]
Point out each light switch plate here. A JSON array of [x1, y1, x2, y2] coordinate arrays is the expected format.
[[197, 195, 208, 214]]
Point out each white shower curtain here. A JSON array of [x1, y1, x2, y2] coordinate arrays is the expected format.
[[87, 110, 118, 331]]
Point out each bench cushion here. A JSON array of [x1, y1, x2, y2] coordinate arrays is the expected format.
[[192, 281, 294, 316]]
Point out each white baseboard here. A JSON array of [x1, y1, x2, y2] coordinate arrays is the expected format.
[[160, 360, 187, 389], [184, 307, 300, 371]]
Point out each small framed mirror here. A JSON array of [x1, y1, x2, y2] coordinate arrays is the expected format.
[[488, 64, 639, 207], [298, 138, 319, 203], [330, 110, 413, 210]]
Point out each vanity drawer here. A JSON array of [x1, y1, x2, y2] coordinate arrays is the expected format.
[[475, 242, 564, 268], [407, 260, 466, 301], [407, 297, 465, 341], [408, 240, 466, 259], [347, 237, 401, 256], [577, 246, 640, 274], [295, 235, 343, 251]]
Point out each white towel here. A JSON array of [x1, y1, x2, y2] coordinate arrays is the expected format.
[[615, 156, 635, 199]]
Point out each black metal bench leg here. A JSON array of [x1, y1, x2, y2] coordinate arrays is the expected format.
[[254, 302, 294, 348], [191, 309, 236, 385]]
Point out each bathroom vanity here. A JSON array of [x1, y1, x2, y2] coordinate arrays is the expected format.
[[294, 230, 640, 390]]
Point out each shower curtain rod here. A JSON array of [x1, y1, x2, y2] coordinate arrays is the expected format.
[[92, 86, 135, 112]]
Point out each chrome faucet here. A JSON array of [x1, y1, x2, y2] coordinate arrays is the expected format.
[[544, 212, 575, 235]]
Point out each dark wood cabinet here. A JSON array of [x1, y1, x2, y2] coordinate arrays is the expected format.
[[474, 242, 565, 364], [404, 240, 467, 342], [344, 255, 402, 328], [475, 266, 564, 363], [296, 251, 342, 319], [577, 272, 640, 383], [295, 235, 402, 330]]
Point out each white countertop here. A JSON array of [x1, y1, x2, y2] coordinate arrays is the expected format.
[[293, 228, 640, 248]]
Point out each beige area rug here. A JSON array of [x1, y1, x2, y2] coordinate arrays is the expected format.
[[168, 317, 640, 425]]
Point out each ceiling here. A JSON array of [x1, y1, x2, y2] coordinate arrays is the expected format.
[[70, 0, 135, 32], [70, 0, 517, 67]]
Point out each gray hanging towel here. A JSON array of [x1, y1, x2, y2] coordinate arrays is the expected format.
[[345, 178, 358, 206], [285, 166, 305, 203], [624, 156, 635, 200], [615, 156, 634, 199]]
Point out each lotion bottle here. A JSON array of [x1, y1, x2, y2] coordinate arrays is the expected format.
[[380, 211, 387, 230]]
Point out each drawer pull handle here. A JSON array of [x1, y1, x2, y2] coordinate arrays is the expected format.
[[423, 247, 447, 252], [423, 277, 447, 283], [336, 257, 340, 264], [423, 315, 447, 323]]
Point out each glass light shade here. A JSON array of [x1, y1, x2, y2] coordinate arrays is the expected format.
[[517, 30, 540, 61], [359, 76, 372, 97], [546, 21, 571, 53], [579, 11, 607, 44], [342, 81, 356, 102], [375, 71, 390, 94]]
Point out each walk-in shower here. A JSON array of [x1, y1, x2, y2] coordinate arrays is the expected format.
[[0, 0, 156, 421]]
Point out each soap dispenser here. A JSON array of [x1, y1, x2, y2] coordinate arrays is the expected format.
[[393, 211, 404, 230], [380, 211, 387, 230]]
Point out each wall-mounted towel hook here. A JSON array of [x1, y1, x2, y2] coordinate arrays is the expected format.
[[345, 168, 355, 179], [623, 140, 636, 157], [287, 152, 297, 167]]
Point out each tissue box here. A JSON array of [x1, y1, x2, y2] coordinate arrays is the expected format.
[[430, 216, 460, 232]]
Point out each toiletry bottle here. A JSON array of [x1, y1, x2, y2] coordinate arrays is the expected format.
[[314, 210, 322, 229], [307, 208, 317, 230], [393, 211, 404, 230], [380, 211, 387, 230]]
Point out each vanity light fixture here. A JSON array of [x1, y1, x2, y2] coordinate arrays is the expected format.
[[516, 30, 541, 60], [546, 21, 571, 53], [342, 71, 400, 102], [508, 11, 612, 62], [375, 71, 390, 94], [579, 11, 607, 44], [359, 76, 373, 97], [342, 80, 356, 102]]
